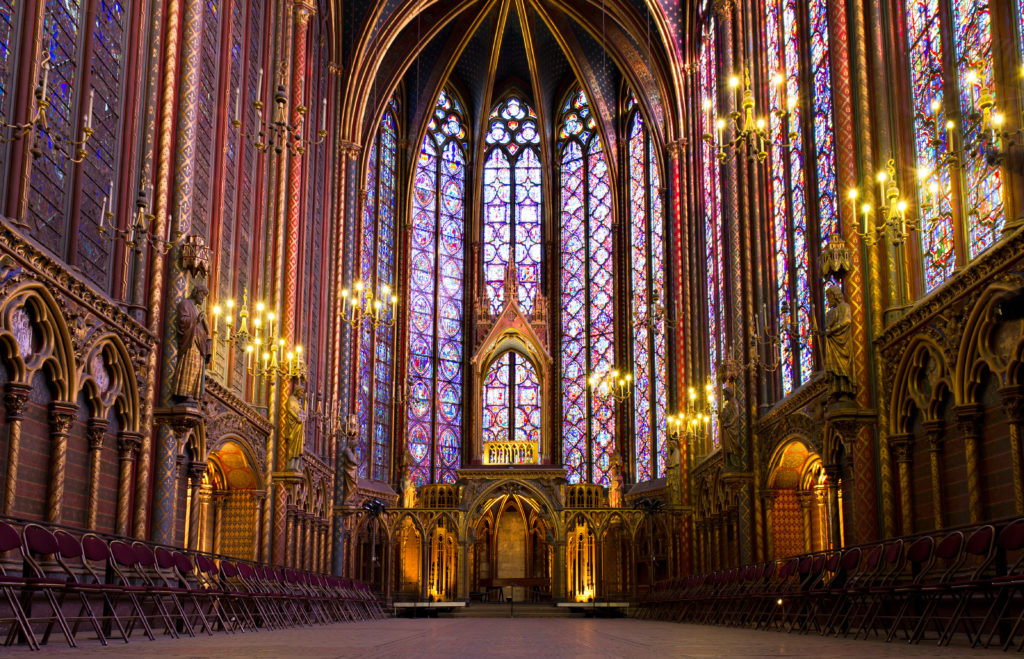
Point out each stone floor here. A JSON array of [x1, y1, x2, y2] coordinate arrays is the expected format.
[[10, 618, 993, 657]]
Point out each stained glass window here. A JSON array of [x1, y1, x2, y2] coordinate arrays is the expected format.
[[904, 0, 1002, 288], [699, 22, 723, 448], [406, 90, 467, 486], [78, 0, 127, 290], [0, 0, 13, 117], [483, 95, 541, 316], [558, 88, 615, 485], [192, 0, 220, 241], [356, 100, 398, 481], [28, 0, 82, 254], [906, 0, 955, 290], [627, 98, 668, 481], [951, 0, 1002, 257], [480, 95, 543, 455], [765, 0, 819, 396]]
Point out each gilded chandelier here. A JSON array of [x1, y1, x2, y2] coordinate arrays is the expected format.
[[703, 69, 796, 164], [210, 291, 306, 384], [340, 280, 399, 330]]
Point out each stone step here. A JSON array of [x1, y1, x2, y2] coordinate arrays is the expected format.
[[441, 603, 581, 619]]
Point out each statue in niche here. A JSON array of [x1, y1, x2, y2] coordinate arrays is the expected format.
[[823, 285, 856, 400], [607, 453, 624, 508], [666, 437, 682, 505], [171, 281, 212, 402], [400, 457, 417, 508], [341, 429, 360, 504], [282, 380, 306, 472], [719, 383, 742, 469]]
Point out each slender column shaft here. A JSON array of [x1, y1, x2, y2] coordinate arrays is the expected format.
[[47, 404, 77, 524]]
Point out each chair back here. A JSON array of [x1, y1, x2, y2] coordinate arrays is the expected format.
[[0, 520, 20, 553]]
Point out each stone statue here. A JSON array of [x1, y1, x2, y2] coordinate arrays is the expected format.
[[341, 434, 360, 504], [824, 285, 856, 400], [666, 438, 682, 505], [282, 380, 306, 472], [719, 383, 742, 469], [171, 282, 212, 402], [607, 453, 624, 508], [401, 459, 417, 509]]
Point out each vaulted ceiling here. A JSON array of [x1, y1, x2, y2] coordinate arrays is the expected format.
[[335, 1, 696, 154]]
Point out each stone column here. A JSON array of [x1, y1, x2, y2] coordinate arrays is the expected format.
[[47, 403, 77, 524], [823, 464, 843, 549], [251, 490, 266, 562], [763, 493, 777, 560], [212, 491, 227, 555], [116, 432, 142, 535], [1001, 387, 1024, 516], [890, 433, 914, 534], [3, 383, 31, 515], [955, 405, 984, 523], [187, 462, 207, 550], [86, 419, 109, 529], [304, 513, 313, 570], [797, 492, 815, 553], [923, 421, 945, 528]]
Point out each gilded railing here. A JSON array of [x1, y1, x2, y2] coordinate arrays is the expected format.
[[483, 440, 539, 465]]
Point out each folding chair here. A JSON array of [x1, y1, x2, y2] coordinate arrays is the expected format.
[[18, 523, 79, 647], [81, 533, 152, 641], [0, 520, 37, 651]]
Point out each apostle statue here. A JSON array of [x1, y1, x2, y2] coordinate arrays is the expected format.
[[719, 383, 742, 469], [171, 282, 212, 402], [666, 437, 682, 505], [823, 284, 856, 400], [400, 457, 417, 509], [341, 417, 360, 504], [607, 452, 624, 508], [282, 380, 306, 472]]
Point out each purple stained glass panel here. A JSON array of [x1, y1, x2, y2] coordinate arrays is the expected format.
[[629, 113, 652, 482], [405, 90, 466, 485]]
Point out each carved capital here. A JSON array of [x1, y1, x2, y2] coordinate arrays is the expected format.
[[823, 463, 843, 487], [117, 432, 143, 460], [87, 419, 109, 451], [710, 0, 734, 18], [337, 141, 361, 160], [293, 0, 315, 23], [890, 433, 914, 464], [188, 461, 208, 482], [955, 404, 982, 441], [3, 383, 31, 420], [761, 490, 778, 511], [922, 421, 945, 452], [1001, 386, 1024, 425], [49, 403, 77, 436], [666, 139, 687, 158], [796, 491, 815, 509]]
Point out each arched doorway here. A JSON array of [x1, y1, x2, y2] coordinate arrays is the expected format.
[[766, 439, 839, 558], [471, 491, 552, 601], [195, 440, 262, 559], [393, 515, 422, 598]]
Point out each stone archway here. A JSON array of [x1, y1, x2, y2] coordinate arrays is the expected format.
[[765, 438, 837, 558]]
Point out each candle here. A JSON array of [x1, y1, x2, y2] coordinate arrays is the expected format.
[[86, 90, 94, 130], [41, 61, 49, 100], [861, 203, 871, 235], [320, 97, 327, 132], [234, 87, 241, 124], [100, 194, 108, 227], [945, 120, 955, 155], [847, 188, 858, 223], [257, 68, 264, 98]]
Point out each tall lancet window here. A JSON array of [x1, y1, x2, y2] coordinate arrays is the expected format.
[[764, 0, 838, 396], [406, 90, 467, 486], [481, 94, 542, 449], [357, 98, 399, 481], [558, 88, 615, 485], [627, 95, 668, 481], [904, 0, 1002, 291], [699, 21, 724, 448]]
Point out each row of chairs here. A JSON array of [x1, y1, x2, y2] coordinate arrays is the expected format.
[[636, 518, 1024, 649], [0, 519, 384, 650]]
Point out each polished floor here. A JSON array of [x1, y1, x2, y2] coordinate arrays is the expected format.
[[11, 618, 993, 657]]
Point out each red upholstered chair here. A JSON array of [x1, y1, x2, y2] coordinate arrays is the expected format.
[[105, 540, 159, 641], [0, 520, 37, 651], [977, 518, 1024, 649], [129, 542, 191, 638], [885, 531, 964, 642]]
